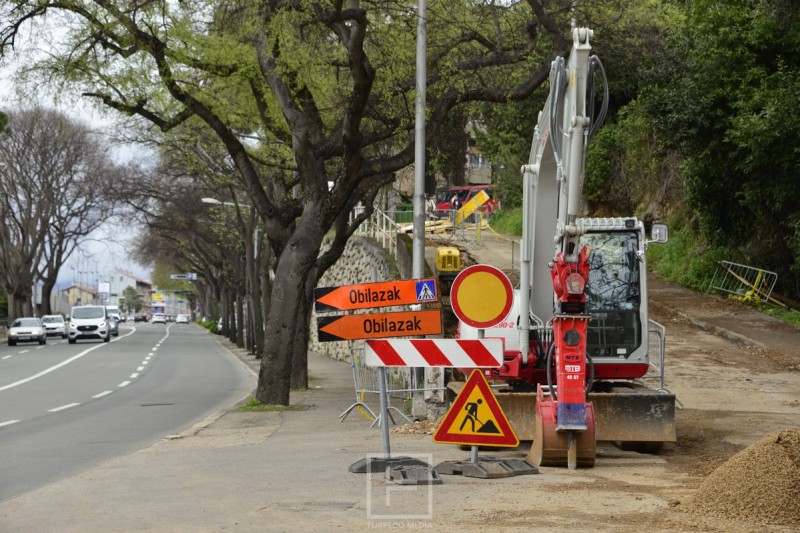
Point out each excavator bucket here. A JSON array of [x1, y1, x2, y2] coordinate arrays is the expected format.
[[590, 384, 677, 447], [451, 382, 676, 448]]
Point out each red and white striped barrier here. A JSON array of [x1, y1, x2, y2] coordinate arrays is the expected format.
[[364, 339, 503, 368]]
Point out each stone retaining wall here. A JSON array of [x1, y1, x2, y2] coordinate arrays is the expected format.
[[309, 236, 400, 361]]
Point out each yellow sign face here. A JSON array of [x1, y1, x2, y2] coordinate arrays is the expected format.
[[450, 265, 513, 329], [152, 293, 164, 302], [455, 189, 490, 225], [433, 370, 518, 447]]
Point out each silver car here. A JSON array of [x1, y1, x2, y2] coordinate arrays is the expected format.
[[41, 314, 68, 339], [7, 317, 47, 346]]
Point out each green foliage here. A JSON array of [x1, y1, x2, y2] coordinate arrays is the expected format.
[[489, 207, 523, 236], [121, 286, 143, 313], [757, 304, 800, 328], [198, 317, 218, 333], [646, 219, 728, 292], [235, 395, 310, 412]]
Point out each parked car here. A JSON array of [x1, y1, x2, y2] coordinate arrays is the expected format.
[[41, 314, 68, 338], [7, 317, 46, 346], [133, 313, 148, 323], [151, 313, 167, 324], [108, 316, 119, 337], [175, 314, 189, 324], [434, 184, 500, 219], [68, 305, 110, 344]]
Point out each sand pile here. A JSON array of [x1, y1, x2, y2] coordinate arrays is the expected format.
[[685, 429, 800, 526]]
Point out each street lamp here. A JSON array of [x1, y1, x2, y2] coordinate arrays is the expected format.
[[201, 197, 249, 209]]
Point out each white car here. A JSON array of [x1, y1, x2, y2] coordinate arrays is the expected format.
[[151, 313, 167, 324], [41, 314, 68, 338], [68, 305, 110, 344], [175, 314, 189, 324], [7, 317, 47, 346]]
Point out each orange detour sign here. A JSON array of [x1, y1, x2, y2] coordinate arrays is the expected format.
[[433, 369, 519, 447], [314, 278, 438, 313], [450, 264, 513, 329], [316, 309, 442, 342]]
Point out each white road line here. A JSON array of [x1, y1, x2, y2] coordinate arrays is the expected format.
[[142, 361, 148, 365], [137, 366, 144, 371], [92, 390, 113, 399], [2, 355, 11, 360], [19, 350, 30, 354], [118, 381, 131, 387], [0, 342, 111, 392], [0, 420, 21, 428], [130, 373, 139, 379], [49, 403, 80, 412]]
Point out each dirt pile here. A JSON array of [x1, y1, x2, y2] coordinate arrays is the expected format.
[[684, 429, 800, 526]]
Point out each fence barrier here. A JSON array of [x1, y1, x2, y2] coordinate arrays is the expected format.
[[339, 345, 446, 426], [709, 261, 778, 304]]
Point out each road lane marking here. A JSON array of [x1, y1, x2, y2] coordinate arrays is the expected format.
[[137, 366, 144, 371], [2, 355, 11, 360], [118, 381, 131, 387], [49, 403, 80, 412], [130, 373, 139, 379], [92, 390, 113, 399], [0, 342, 111, 392], [0, 420, 20, 428]]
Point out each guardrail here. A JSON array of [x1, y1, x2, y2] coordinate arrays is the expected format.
[[352, 206, 403, 261]]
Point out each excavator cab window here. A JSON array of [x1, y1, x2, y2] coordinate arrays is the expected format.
[[581, 231, 642, 358]]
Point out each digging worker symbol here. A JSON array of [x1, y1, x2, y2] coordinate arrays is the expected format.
[[459, 398, 501, 434]]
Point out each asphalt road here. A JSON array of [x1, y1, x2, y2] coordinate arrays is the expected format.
[[0, 322, 254, 501]]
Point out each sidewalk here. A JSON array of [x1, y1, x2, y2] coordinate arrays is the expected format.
[[0, 340, 480, 532], [1, 232, 797, 532]]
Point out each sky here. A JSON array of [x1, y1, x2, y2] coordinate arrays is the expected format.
[[1, 52, 153, 288]]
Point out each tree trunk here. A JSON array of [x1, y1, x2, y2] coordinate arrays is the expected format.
[[235, 293, 245, 349], [40, 278, 56, 315], [257, 242, 271, 360], [256, 221, 323, 405], [289, 277, 313, 390]]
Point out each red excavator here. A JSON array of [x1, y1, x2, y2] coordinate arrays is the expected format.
[[456, 28, 676, 469]]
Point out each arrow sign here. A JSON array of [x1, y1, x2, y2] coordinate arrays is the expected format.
[[316, 310, 441, 342], [365, 339, 503, 368], [314, 278, 438, 313]]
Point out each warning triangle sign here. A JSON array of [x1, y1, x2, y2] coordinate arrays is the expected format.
[[433, 370, 519, 447]]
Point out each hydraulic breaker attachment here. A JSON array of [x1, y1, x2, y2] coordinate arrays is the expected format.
[[528, 385, 596, 469]]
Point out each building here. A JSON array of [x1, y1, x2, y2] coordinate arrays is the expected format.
[[61, 284, 98, 308], [104, 269, 152, 312]]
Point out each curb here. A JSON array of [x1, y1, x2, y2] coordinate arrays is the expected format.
[[649, 300, 766, 349]]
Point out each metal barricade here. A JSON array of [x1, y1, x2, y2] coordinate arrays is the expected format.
[[709, 261, 778, 304], [339, 344, 447, 426], [339, 345, 415, 426]]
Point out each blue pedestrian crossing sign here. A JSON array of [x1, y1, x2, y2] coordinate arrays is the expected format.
[[415, 279, 437, 302]]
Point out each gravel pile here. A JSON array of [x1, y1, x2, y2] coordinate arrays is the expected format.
[[685, 429, 800, 527]]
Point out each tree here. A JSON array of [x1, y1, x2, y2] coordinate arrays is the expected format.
[[1, 1, 587, 404], [0, 107, 121, 318], [644, 0, 800, 298], [121, 286, 143, 314]]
